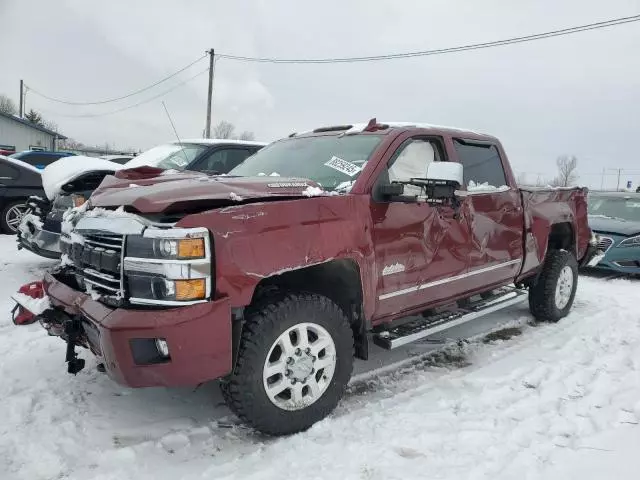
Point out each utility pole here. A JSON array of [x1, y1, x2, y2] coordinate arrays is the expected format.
[[205, 48, 215, 139], [19, 80, 24, 117], [600, 167, 605, 190], [616, 168, 622, 191]]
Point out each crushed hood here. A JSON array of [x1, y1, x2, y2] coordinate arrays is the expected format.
[[589, 215, 640, 237], [42, 156, 124, 200], [90, 171, 323, 213]]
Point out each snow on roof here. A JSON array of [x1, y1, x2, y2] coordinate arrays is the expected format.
[[41, 156, 123, 200], [0, 154, 42, 175], [297, 121, 485, 137], [175, 138, 267, 147]]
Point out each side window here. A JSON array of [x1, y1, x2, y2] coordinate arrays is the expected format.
[[225, 149, 252, 170], [0, 163, 19, 181], [453, 140, 507, 189], [385, 138, 441, 197], [199, 149, 252, 173]]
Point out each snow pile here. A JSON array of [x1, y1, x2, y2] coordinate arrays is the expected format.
[[334, 180, 355, 193], [85, 284, 102, 301], [11, 291, 51, 315], [41, 156, 123, 200], [229, 192, 243, 202], [302, 186, 325, 197], [467, 180, 510, 193], [17, 213, 43, 236], [59, 254, 74, 267], [2, 235, 640, 480]]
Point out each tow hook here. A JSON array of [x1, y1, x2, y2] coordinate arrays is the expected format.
[[64, 318, 85, 375]]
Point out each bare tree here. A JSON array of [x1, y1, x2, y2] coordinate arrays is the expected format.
[[0, 94, 17, 115], [237, 131, 255, 141], [42, 119, 59, 132], [551, 155, 578, 187], [212, 120, 235, 139]]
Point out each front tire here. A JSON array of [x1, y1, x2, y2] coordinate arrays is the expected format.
[[529, 249, 578, 322], [220, 292, 354, 435]]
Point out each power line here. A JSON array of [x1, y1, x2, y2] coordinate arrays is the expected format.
[[38, 68, 209, 118], [217, 14, 640, 64], [27, 54, 208, 105]]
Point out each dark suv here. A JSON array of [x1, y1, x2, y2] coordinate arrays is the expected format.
[[0, 155, 46, 233], [9, 151, 76, 169]]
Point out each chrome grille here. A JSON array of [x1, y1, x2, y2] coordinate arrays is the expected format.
[[597, 236, 614, 253], [62, 232, 124, 299]]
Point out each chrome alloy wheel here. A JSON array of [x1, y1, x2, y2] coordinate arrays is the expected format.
[[263, 322, 337, 411], [555, 265, 574, 309], [6, 204, 30, 232]]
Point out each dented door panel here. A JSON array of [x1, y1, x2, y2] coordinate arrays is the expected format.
[[370, 200, 471, 321]]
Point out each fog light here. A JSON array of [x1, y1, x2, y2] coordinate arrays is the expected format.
[[155, 338, 170, 357]]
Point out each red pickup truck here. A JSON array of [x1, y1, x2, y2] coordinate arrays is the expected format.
[[21, 120, 597, 435]]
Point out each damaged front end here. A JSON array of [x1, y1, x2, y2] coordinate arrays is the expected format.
[[13, 203, 224, 382], [12, 278, 88, 375], [17, 196, 62, 260]]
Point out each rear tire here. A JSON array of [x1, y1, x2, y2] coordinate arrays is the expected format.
[[528, 249, 578, 322], [1, 199, 29, 234], [220, 292, 354, 436]]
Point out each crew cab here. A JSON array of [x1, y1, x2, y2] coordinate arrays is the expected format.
[[18, 120, 596, 436]]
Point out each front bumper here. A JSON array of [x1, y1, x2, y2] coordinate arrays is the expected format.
[[18, 215, 61, 260], [588, 245, 640, 275], [43, 273, 233, 387]]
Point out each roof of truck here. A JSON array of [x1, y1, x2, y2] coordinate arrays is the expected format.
[[294, 121, 492, 139]]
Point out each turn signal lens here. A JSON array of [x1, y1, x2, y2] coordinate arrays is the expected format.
[[177, 238, 205, 259], [175, 279, 206, 300], [72, 194, 86, 207]]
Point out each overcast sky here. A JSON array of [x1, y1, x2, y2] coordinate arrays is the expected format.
[[1, 0, 639, 188]]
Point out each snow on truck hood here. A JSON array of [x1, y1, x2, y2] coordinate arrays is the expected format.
[[42, 156, 124, 200], [90, 172, 326, 213]]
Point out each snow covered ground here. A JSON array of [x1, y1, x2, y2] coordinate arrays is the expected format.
[[1, 234, 639, 480]]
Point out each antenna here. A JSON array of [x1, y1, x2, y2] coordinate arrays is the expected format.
[[161, 101, 189, 166]]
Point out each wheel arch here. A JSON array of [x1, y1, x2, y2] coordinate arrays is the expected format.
[[235, 258, 369, 364]]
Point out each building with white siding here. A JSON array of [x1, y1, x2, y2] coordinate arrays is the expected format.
[[0, 111, 67, 153]]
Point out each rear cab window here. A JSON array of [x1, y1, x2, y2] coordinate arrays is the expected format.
[[453, 139, 508, 191]]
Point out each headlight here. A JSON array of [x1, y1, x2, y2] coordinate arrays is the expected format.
[[127, 275, 207, 302], [124, 227, 211, 305], [127, 236, 206, 259], [618, 235, 640, 248]]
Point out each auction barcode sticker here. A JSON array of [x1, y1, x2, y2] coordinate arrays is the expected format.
[[324, 156, 361, 177]]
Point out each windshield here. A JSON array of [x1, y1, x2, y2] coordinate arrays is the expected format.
[[588, 195, 640, 222], [229, 134, 383, 191], [124, 143, 207, 170]]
